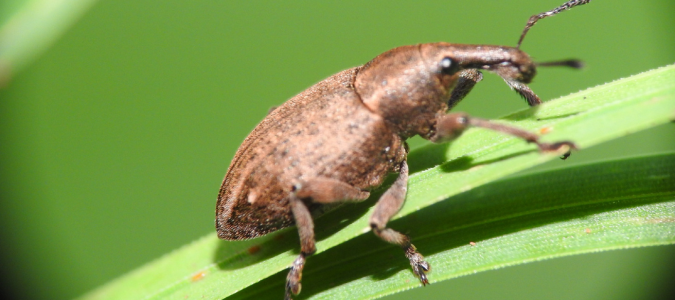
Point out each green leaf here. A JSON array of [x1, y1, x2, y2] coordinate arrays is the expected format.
[[232, 152, 675, 300], [0, 0, 98, 83], [79, 64, 675, 300]]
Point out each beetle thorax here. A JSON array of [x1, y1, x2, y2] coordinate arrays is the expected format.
[[354, 45, 456, 138]]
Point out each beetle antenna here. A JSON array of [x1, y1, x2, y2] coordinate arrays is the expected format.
[[536, 59, 584, 69], [517, 0, 592, 49]]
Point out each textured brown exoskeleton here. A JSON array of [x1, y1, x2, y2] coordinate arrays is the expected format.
[[216, 1, 589, 299]]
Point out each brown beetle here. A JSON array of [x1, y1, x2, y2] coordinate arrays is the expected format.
[[216, 1, 589, 299]]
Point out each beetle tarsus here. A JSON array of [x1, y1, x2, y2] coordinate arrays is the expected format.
[[405, 245, 430, 285], [534, 140, 578, 155], [285, 254, 305, 300]]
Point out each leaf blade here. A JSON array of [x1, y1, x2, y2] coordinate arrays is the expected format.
[[0, 0, 98, 82], [233, 152, 675, 300]]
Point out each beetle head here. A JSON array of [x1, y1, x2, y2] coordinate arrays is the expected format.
[[354, 43, 539, 137], [421, 43, 538, 85]]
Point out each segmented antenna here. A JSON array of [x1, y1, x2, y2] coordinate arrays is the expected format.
[[517, 0, 592, 49], [536, 59, 584, 69]]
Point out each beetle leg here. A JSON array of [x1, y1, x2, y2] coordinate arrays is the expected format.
[[294, 177, 370, 203], [504, 79, 541, 106], [285, 177, 370, 300], [430, 112, 577, 155], [369, 161, 430, 285], [285, 194, 315, 300], [451, 68, 542, 107], [447, 69, 483, 110]]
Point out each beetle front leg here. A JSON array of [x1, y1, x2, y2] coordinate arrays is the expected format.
[[369, 161, 430, 285], [448, 69, 483, 110], [430, 112, 577, 155], [504, 80, 541, 106]]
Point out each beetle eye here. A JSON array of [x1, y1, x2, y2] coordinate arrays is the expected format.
[[440, 57, 459, 75]]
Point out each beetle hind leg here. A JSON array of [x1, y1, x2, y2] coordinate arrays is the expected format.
[[285, 177, 371, 300], [285, 194, 315, 300]]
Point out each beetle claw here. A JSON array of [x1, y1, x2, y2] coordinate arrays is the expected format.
[[405, 246, 430, 285], [536, 140, 578, 157], [285, 255, 304, 300]]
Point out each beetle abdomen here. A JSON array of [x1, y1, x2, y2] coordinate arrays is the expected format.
[[216, 68, 405, 240]]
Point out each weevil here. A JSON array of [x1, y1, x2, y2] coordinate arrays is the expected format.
[[216, 1, 590, 298]]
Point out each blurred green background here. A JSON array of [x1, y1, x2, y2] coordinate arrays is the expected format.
[[1, 0, 674, 299]]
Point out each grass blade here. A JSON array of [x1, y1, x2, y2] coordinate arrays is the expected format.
[[232, 152, 675, 300], [0, 0, 98, 83]]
